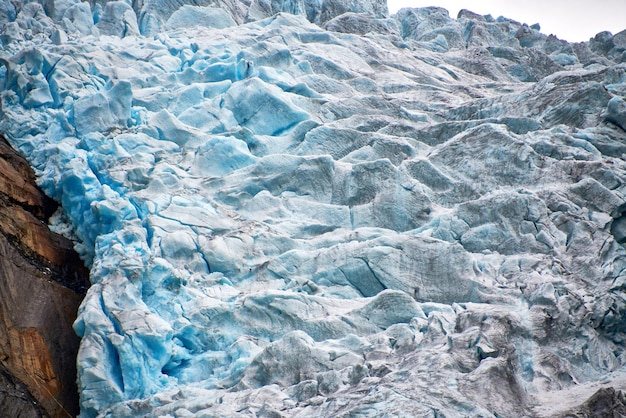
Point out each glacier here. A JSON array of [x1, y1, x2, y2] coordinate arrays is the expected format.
[[1, 0, 626, 416]]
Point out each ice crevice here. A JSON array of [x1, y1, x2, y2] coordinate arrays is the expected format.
[[2, 0, 626, 416]]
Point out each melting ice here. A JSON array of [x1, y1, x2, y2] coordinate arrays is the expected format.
[[1, 0, 626, 416]]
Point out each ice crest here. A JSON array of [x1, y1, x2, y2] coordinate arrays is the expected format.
[[1, 0, 626, 417]]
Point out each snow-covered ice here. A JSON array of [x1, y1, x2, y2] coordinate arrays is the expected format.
[[1, 0, 626, 416]]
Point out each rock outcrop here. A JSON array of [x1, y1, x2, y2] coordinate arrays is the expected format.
[[564, 388, 626, 417], [0, 135, 89, 417]]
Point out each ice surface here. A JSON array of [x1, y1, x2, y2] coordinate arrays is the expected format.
[[1, 0, 626, 416]]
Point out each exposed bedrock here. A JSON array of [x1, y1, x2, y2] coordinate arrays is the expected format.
[[0, 135, 89, 418]]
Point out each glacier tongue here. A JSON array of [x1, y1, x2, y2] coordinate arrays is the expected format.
[[2, 1, 626, 416]]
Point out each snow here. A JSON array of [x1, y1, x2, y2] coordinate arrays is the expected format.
[[1, 1, 626, 417]]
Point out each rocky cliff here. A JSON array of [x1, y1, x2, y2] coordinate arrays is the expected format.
[[0, 135, 89, 417]]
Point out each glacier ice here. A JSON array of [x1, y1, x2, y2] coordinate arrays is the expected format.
[[1, 1, 626, 416]]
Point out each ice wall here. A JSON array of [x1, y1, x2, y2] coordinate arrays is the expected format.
[[1, 1, 626, 416]]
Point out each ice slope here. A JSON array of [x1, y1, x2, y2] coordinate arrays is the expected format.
[[1, 1, 626, 416]]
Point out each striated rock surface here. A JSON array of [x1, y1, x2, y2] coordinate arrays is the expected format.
[[0, 135, 89, 417], [0, 362, 49, 418]]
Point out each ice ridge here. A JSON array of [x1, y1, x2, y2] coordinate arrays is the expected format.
[[1, 1, 626, 416]]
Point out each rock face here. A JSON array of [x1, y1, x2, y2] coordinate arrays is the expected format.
[[0, 135, 89, 417], [563, 388, 626, 417], [0, 362, 48, 418], [1, 1, 626, 417]]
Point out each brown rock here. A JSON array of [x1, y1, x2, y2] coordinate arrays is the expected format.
[[0, 137, 55, 220], [559, 387, 626, 417], [0, 361, 48, 418], [0, 135, 90, 418]]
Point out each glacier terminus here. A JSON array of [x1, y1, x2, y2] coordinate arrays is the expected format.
[[1, 0, 626, 416]]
